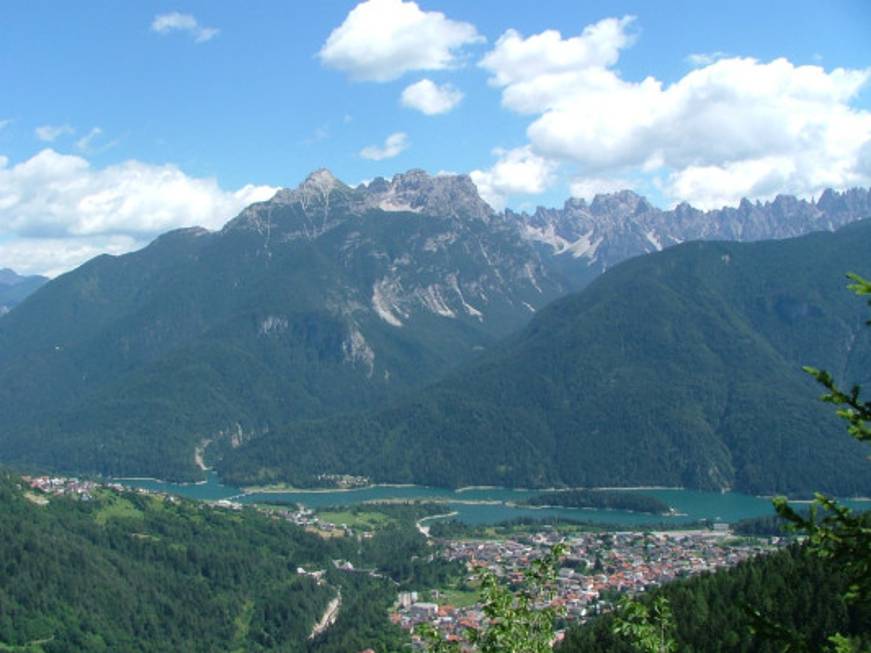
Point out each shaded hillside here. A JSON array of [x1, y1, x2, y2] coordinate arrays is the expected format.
[[221, 220, 871, 495]]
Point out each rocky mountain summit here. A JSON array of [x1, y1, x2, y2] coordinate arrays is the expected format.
[[223, 168, 560, 332], [226, 169, 494, 241]]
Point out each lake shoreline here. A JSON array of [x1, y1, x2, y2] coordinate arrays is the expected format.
[[113, 473, 871, 503]]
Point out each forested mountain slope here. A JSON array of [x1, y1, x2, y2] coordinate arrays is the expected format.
[[0, 472, 409, 653], [221, 220, 871, 495]]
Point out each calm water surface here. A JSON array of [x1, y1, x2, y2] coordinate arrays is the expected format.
[[117, 472, 870, 526]]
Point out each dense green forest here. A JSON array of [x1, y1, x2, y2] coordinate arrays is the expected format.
[[221, 221, 871, 495], [523, 490, 671, 514], [731, 513, 797, 537], [558, 545, 871, 652], [0, 472, 460, 653]]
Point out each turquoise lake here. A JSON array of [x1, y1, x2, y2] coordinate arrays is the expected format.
[[116, 472, 871, 527]]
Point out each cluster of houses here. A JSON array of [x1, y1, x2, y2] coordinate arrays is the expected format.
[[24, 475, 99, 500], [397, 528, 780, 647]]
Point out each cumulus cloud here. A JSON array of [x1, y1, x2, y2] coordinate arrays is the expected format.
[[401, 79, 464, 114], [151, 12, 219, 43], [470, 146, 556, 210], [360, 132, 409, 160], [0, 149, 276, 276], [319, 0, 483, 82], [35, 124, 75, 142], [478, 16, 871, 208], [480, 17, 635, 90]]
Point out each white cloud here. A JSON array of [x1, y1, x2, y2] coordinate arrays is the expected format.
[[151, 12, 219, 43], [35, 124, 75, 142], [73, 127, 119, 155], [569, 176, 633, 201], [470, 146, 556, 210], [686, 51, 728, 67], [480, 17, 635, 89], [360, 132, 410, 160], [319, 0, 483, 82], [0, 149, 276, 276], [478, 16, 871, 208], [0, 119, 12, 131], [401, 79, 464, 114], [0, 235, 141, 279]]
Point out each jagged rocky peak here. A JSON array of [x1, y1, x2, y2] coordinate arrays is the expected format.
[[816, 187, 871, 214], [589, 190, 653, 216], [256, 168, 492, 219], [563, 197, 588, 212], [361, 169, 494, 221], [272, 168, 350, 206]]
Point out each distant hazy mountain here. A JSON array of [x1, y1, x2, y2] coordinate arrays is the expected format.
[[511, 187, 871, 287], [220, 220, 871, 496], [0, 170, 566, 480], [1, 168, 869, 485], [0, 268, 47, 315]]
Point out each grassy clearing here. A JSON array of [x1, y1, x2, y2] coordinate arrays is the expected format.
[[94, 496, 143, 525], [435, 588, 479, 608], [0, 637, 52, 652], [231, 598, 254, 651], [23, 492, 48, 506], [317, 510, 391, 531]]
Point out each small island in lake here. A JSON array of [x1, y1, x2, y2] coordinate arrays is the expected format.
[[523, 489, 672, 515]]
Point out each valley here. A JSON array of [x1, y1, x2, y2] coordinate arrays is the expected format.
[[5, 3, 871, 651]]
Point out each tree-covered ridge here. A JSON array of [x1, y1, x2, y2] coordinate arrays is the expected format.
[[523, 490, 671, 515], [0, 472, 423, 653], [221, 220, 871, 496]]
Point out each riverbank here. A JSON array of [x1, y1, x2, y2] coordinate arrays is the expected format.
[[241, 482, 420, 494], [416, 511, 459, 537]]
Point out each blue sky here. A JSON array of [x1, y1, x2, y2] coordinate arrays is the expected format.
[[1, 0, 870, 275]]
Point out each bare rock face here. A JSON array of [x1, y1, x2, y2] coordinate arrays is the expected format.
[[359, 169, 494, 222], [225, 168, 493, 239], [220, 168, 561, 336], [511, 187, 871, 285]]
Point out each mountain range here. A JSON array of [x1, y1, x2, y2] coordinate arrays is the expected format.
[[0, 268, 47, 315], [512, 186, 871, 287], [1, 170, 870, 493]]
